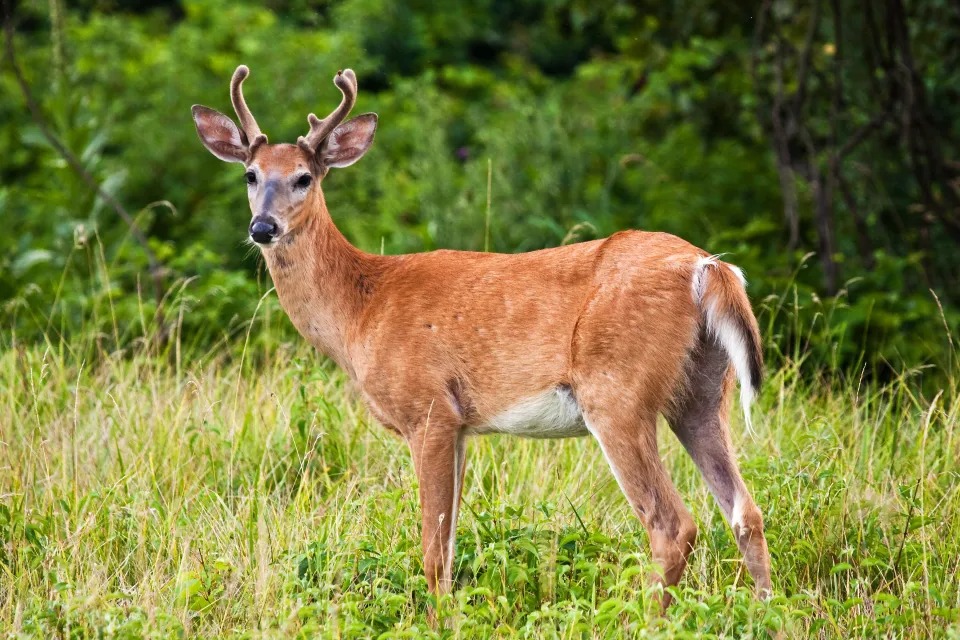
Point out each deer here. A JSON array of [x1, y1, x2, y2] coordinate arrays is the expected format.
[[191, 65, 772, 614]]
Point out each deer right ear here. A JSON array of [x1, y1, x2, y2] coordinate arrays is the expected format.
[[192, 105, 248, 163]]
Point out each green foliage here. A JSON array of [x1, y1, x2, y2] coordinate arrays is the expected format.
[[2, 0, 959, 372]]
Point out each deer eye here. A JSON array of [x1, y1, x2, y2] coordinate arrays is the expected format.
[[244, 171, 257, 185], [295, 174, 312, 189]]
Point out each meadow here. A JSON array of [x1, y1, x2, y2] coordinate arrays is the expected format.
[[2, 291, 958, 638]]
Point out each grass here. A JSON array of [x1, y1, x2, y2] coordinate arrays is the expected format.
[[1, 321, 959, 638]]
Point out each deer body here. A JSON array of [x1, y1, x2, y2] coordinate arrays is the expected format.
[[192, 66, 772, 613]]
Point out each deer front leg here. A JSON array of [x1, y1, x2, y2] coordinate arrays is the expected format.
[[408, 424, 465, 599]]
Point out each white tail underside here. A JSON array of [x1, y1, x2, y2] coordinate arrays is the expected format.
[[692, 256, 756, 432]]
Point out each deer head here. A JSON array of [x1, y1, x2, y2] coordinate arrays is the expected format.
[[191, 65, 378, 246]]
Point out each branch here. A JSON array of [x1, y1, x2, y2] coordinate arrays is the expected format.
[[752, 2, 803, 250], [2, 2, 167, 334], [836, 111, 889, 160], [836, 172, 875, 269], [749, 0, 772, 83], [793, 0, 822, 114]]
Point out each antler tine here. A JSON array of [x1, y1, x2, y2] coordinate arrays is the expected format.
[[230, 65, 265, 145], [298, 69, 358, 153]]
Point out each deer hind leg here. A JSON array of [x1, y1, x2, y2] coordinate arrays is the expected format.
[[667, 338, 772, 596], [584, 409, 698, 609]]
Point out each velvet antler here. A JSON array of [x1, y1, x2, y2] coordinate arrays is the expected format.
[[297, 69, 357, 154], [230, 65, 267, 150]]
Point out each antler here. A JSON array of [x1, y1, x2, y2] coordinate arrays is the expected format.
[[298, 69, 358, 154], [230, 65, 267, 148]]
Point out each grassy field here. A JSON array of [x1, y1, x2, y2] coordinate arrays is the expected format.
[[2, 324, 959, 638]]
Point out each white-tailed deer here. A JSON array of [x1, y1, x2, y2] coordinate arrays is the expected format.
[[192, 66, 772, 611]]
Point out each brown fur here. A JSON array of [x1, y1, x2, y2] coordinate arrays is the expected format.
[[192, 66, 772, 615]]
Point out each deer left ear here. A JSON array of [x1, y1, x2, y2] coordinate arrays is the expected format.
[[320, 113, 378, 169]]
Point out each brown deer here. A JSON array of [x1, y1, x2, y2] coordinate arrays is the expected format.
[[191, 65, 772, 611]]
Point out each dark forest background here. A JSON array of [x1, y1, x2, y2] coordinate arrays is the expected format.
[[2, 0, 959, 375]]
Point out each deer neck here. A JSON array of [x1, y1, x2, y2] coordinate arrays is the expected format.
[[262, 193, 379, 377]]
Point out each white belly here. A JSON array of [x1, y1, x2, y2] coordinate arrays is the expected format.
[[472, 387, 588, 439]]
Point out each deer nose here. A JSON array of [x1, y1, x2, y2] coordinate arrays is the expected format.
[[249, 217, 278, 245]]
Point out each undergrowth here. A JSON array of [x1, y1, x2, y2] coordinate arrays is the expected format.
[[1, 307, 959, 638]]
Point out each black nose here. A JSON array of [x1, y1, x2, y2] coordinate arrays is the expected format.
[[249, 218, 278, 245]]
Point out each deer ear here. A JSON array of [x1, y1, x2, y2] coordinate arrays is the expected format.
[[320, 113, 377, 169], [192, 105, 248, 163]]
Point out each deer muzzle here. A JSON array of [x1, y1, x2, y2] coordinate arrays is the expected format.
[[249, 217, 279, 245]]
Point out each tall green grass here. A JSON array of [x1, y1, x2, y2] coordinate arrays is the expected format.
[[1, 250, 958, 638]]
